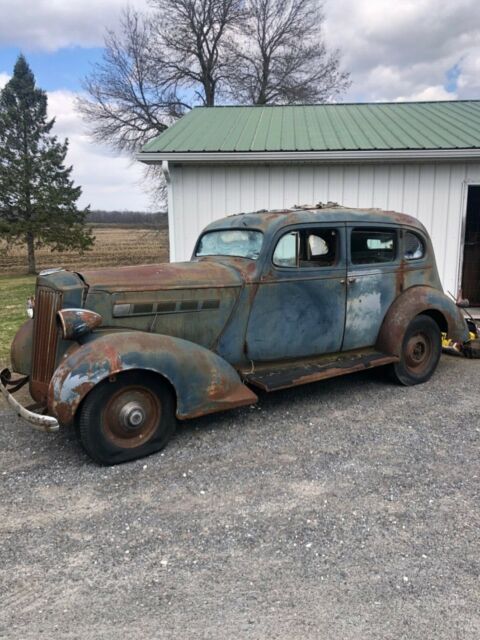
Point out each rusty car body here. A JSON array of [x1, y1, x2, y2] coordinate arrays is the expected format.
[[1, 205, 469, 464]]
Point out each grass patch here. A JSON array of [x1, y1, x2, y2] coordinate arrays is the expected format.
[[0, 274, 35, 367]]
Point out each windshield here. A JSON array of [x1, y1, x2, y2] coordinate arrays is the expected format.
[[196, 229, 263, 260]]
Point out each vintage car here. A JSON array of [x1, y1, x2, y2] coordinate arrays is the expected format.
[[1, 205, 470, 464]]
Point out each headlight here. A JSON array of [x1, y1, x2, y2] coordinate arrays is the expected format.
[[26, 297, 35, 319], [57, 308, 102, 340]]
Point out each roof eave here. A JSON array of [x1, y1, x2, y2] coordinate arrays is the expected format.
[[137, 148, 480, 164]]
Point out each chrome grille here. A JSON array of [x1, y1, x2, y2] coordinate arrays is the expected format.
[[31, 287, 62, 394]]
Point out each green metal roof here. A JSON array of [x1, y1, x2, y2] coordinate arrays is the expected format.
[[140, 101, 480, 154]]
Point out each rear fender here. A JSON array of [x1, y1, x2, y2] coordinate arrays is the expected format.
[[48, 331, 257, 426], [376, 286, 469, 356]]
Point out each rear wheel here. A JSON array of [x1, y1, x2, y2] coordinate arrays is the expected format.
[[79, 371, 176, 465], [390, 315, 441, 386]]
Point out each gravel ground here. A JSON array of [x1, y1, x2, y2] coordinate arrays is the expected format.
[[0, 355, 479, 640]]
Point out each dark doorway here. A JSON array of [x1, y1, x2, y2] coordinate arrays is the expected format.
[[462, 185, 480, 306]]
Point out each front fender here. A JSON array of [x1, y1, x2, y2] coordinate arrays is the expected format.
[[48, 331, 257, 426], [10, 319, 34, 376], [376, 285, 469, 356]]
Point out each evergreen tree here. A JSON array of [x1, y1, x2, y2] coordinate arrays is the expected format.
[[0, 55, 93, 274]]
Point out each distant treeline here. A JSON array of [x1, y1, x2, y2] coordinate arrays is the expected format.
[[87, 210, 168, 227]]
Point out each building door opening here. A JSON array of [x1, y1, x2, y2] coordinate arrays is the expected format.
[[461, 185, 480, 306]]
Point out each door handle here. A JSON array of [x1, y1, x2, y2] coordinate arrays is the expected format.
[[348, 277, 357, 284]]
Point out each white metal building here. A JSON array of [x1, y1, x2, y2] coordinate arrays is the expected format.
[[138, 102, 480, 305]]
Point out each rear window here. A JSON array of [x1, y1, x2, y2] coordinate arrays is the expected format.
[[404, 231, 425, 260], [351, 228, 397, 264]]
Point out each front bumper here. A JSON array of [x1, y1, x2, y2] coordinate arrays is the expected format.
[[0, 368, 59, 433]]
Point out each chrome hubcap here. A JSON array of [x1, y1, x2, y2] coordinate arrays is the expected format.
[[120, 401, 146, 431]]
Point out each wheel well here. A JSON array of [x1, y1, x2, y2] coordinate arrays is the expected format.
[[73, 368, 178, 429], [127, 368, 178, 404], [418, 310, 448, 333]]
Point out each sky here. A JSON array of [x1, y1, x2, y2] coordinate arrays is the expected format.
[[0, 0, 479, 211]]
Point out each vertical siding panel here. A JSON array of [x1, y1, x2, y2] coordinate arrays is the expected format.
[[240, 166, 255, 212], [225, 167, 241, 213], [269, 166, 285, 209], [254, 166, 270, 210], [447, 163, 468, 296], [327, 166, 344, 203], [184, 167, 201, 259], [175, 166, 188, 261], [441, 164, 463, 294], [372, 166, 389, 209], [387, 165, 405, 212], [298, 165, 315, 205], [211, 166, 226, 218], [284, 166, 300, 207], [416, 164, 436, 232], [430, 164, 451, 287], [357, 165, 375, 207], [342, 165, 360, 207], [169, 166, 181, 261], [197, 166, 212, 222], [402, 164, 420, 217], [465, 164, 480, 181], [312, 166, 329, 202]]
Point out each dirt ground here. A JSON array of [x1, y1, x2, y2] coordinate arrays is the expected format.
[[0, 226, 169, 274], [0, 355, 479, 639]]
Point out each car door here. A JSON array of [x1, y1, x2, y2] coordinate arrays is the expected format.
[[245, 224, 347, 362], [343, 225, 400, 351]]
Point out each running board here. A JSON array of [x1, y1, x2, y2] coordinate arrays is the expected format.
[[242, 351, 399, 392]]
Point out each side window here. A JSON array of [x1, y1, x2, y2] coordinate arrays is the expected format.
[[404, 231, 425, 260], [273, 231, 298, 267], [351, 228, 397, 264], [273, 228, 338, 268]]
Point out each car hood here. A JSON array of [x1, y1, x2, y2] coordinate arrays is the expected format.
[[78, 260, 244, 292]]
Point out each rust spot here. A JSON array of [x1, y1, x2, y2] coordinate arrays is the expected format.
[[180, 383, 257, 419], [79, 261, 243, 291], [396, 258, 406, 295]]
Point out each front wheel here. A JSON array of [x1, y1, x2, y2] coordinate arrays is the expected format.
[[78, 371, 176, 465], [390, 315, 441, 386]]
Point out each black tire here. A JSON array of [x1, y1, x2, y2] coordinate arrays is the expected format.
[[390, 315, 441, 386], [78, 371, 176, 465]]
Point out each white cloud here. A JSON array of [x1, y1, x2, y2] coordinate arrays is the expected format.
[[0, 0, 149, 51], [323, 0, 480, 101], [0, 72, 10, 89], [457, 51, 480, 96], [395, 85, 456, 103], [47, 90, 151, 211]]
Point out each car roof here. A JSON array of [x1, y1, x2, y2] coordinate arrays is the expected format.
[[204, 204, 427, 236]]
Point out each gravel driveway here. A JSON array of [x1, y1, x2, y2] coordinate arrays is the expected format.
[[1, 355, 479, 640]]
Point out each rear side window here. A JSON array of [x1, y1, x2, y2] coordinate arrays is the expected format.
[[351, 228, 397, 264], [273, 228, 338, 268], [404, 231, 425, 260]]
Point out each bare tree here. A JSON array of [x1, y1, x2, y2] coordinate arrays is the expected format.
[[228, 0, 350, 104], [152, 0, 243, 106], [78, 1, 242, 153], [78, 9, 186, 153], [79, 0, 350, 153], [78, 0, 350, 209]]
